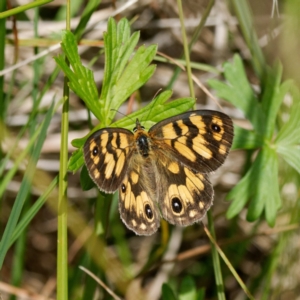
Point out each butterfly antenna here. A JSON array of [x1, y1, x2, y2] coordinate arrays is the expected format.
[[110, 109, 136, 123]]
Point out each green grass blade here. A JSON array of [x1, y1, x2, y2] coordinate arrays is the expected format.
[[0, 1, 6, 126], [0, 101, 55, 268], [10, 177, 58, 247], [231, 0, 266, 78], [0, 0, 53, 19], [204, 224, 255, 300], [74, 0, 102, 39]]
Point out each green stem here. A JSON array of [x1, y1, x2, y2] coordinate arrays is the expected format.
[[57, 1, 71, 299], [167, 0, 215, 90], [176, 0, 195, 99], [206, 211, 226, 300]]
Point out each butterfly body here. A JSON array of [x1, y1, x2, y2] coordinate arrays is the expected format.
[[84, 110, 234, 235]]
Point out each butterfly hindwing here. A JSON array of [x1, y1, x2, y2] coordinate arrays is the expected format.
[[149, 110, 234, 173], [83, 128, 134, 193], [118, 165, 160, 235], [152, 155, 213, 226]]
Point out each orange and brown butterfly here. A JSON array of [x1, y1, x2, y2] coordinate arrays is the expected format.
[[83, 110, 234, 235]]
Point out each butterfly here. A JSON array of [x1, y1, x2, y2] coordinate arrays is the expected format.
[[83, 110, 234, 235]]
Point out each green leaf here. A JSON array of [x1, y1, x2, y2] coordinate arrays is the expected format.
[[68, 91, 195, 172], [260, 62, 285, 139], [208, 54, 265, 134], [101, 18, 157, 124], [54, 31, 100, 119], [113, 91, 195, 130], [227, 147, 281, 226], [179, 276, 197, 300], [226, 164, 253, 219], [105, 44, 157, 123], [73, 0, 102, 39], [162, 283, 177, 300], [68, 148, 84, 172], [275, 102, 300, 145], [246, 148, 281, 226], [101, 19, 140, 115], [232, 125, 264, 150], [277, 145, 300, 174]]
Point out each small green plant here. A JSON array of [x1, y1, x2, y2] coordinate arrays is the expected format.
[[55, 18, 195, 175], [209, 55, 300, 226]]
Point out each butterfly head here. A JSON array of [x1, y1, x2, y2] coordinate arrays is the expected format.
[[133, 118, 145, 132]]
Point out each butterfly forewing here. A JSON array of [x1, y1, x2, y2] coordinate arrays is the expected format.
[[149, 110, 234, 173], [83, 128, 134, 193]]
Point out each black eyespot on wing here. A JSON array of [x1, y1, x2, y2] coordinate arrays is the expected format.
[[92, 146, 98, 156], [172, 197, 182, 213], [145, 204, 153, 219], [121, 183, 126, 193], [211, 123, 221, 133]]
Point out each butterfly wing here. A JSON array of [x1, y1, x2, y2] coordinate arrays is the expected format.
[[155, 158, 213, 226], [149, 110, 234, 172], [118, 158, 161, 235], [83, 128, 134, 193]]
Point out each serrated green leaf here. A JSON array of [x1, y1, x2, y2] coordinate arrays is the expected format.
[[101, 18, 140, 113], [227, 147, 281, 226], [77, 91, 194, 134], [113, 93, 195, 130], [277, 145, 300, 174], [275, 102, 300, 145], [226, 166, 253, 218], [208, 54, 265, 134], [106, 44, 157, 122], [101, 18, 117, 104], [246, 148, 280, 225], [260, 62, 284, 138], [54, 31, 100, 119], [99, 18, 157, 124], [179, 276, 197, 300], [162, 283, 177, 300], [232, 125, 264, 150]]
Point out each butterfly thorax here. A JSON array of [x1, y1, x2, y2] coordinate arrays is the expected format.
[[133, 119, 151, 157]]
